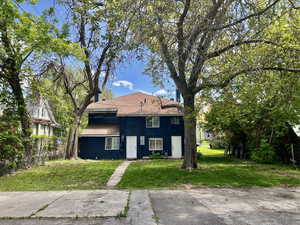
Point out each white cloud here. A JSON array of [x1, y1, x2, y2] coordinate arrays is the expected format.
[[135, 89, 152, 95], [154, 89, 167, 96], [112, 80, 134, 90], [100, 71, 106, 77]]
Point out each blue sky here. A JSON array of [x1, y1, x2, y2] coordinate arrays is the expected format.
[[22, 0, 177, 98]]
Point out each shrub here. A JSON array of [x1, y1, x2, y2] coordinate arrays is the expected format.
[[0, 123, 24, 169], [250, 139, 277, 163], [149, 152, 165, 159], [197, 151, 202, 160]]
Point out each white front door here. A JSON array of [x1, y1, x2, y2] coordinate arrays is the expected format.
[[126, 136, 137, 159], [171, 136, 182, 158]]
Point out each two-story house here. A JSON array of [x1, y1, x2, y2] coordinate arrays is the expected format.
[[79, 92, 184, 159]]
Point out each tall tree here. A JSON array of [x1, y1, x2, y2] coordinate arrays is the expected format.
[[128, 0, 300, 169], [0, 0, 77, 165], [50, 0, 133, 159]]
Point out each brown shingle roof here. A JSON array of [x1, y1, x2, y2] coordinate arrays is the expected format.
[[80, 124, 120, 137], [87, 92, 183, 116]]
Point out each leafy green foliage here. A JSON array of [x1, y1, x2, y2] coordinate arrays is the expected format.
[[209, 136, 227, 149], [251, 139, 277, 164], [149, 152, 165, 159], [0, 123, 24, 168], [0, 83, 24, 167]]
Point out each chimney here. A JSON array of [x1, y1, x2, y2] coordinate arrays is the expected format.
[[176, 89, 181, 102], [94, 89, 101, 102]]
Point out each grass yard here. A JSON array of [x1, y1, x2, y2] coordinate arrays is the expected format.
[[198, 141, 225, 156], [118, 143, 300, 189], [0, 159, 121, 191]]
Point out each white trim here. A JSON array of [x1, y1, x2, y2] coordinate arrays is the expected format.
[[118, 114, 183, 117], [140, 136, 145, 145], [146, 116, 160, 128], [126, 136, 137, 159], [87, 108, 118, 113], [105, 137, 120, 150], [79, 134, 120, 137], [149, 138, 163, 151], [171, 136, 182, 158]]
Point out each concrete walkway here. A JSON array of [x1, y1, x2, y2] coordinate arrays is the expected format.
[[106, 161, 132, 188], [0, 187, 299, 225]]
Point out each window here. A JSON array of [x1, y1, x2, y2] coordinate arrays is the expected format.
[[140, 136, 145, 145], [171, 117, 180, 125], [146, 116, 160, 128], [105, 137, 120, 150], [149, 138, 163, 151]]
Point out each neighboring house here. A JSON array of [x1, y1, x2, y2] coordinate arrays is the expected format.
[[79, 92, 184, 159], [196, 101, 212, 144], [27, 97, 60, 136]]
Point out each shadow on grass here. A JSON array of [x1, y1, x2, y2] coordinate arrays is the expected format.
[[0, 160, 121, 191], [118, 158, 300, 189]]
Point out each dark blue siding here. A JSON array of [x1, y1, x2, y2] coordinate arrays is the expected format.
[[79, 115, 184, 159], [79, 137, 125, 159], [120, 116, 184, 158]]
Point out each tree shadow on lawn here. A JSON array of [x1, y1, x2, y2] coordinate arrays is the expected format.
[[0, 160, 121, 191], [118, 158, 300, 189]]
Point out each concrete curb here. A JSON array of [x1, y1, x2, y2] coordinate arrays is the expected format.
[[127, 190, 157, 225]]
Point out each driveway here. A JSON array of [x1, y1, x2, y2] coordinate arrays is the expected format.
[[0, 188, 299, 225]]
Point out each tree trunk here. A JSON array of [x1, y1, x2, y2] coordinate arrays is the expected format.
[[65, 115, 81, 159], [9, 74, 32, 166], [181, 94, 197, 170]]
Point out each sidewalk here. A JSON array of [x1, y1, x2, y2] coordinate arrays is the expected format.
[[0, 187, 299, 225]]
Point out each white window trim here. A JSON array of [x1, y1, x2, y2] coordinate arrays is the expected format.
[[146, 116, 160, 128], [105, 137, 120, 150], [140, 136, 145, 145], [149, 138, 163, 151]]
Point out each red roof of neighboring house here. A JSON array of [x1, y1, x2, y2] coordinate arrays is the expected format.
[[87, 92, 183, 116]]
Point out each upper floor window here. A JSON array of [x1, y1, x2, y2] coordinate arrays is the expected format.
[[171, 117, 180, 125], [105, 137, 120, 150], [146, 116, 160, 128]]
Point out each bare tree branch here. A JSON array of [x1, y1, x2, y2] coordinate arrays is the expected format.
[[177, 0, 191, 79], [195, 66, 300, 92], [213, 0, 281, 31]]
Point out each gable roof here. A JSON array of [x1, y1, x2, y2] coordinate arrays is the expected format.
[[27, 96, 60, 127], [87, 92, 183, 116]]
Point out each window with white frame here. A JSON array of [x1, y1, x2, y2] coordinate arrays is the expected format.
[[171, 117, 180, 125], [146, 116, 160, 128], [149, 138, 163, 151], [105, 137, 120, 150], [140, 136, 145, 145]]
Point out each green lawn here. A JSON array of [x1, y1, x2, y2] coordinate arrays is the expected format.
[[0, 160, 121, 191], [118, 143, 300, 189], [198, 141, 225, 156]]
